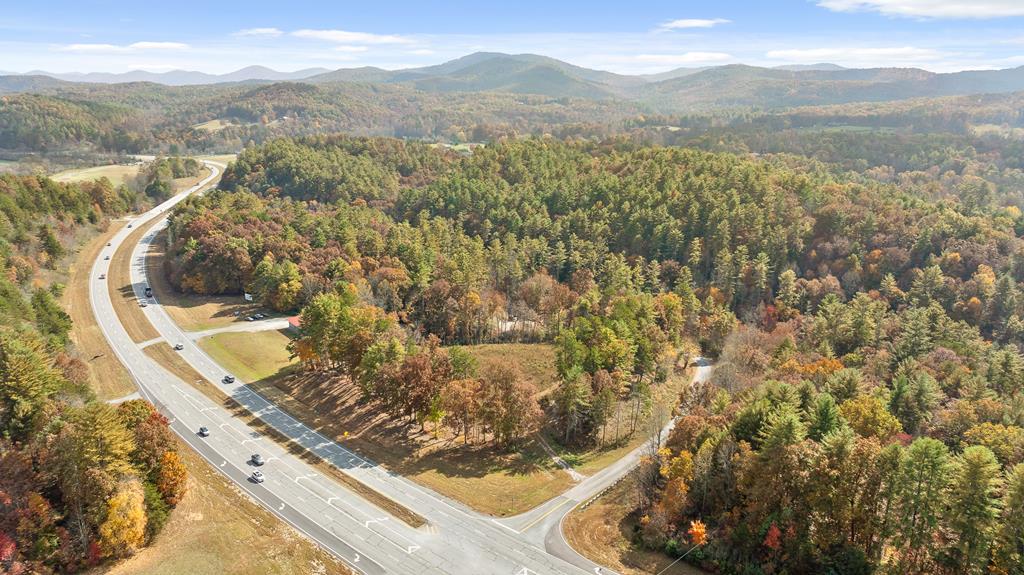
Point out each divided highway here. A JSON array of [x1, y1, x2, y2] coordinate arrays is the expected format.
[[90, 161, 707, 574]]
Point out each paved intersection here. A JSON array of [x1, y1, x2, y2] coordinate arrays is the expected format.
[[90, 161, 708, 574]]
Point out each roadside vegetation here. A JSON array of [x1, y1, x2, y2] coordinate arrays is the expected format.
[[158, 134, 1024, 574], [0, 173, 187, 572]]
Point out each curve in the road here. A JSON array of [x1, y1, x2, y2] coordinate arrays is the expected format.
[[91, 162, 609, 575]]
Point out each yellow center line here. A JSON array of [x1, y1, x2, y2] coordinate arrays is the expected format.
[[518, 497, 572, 533]]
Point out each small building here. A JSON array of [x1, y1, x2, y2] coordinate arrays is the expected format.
[[286, 315, 302, 334]]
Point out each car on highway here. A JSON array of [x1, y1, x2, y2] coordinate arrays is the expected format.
[[127, 223, 132, 228], [245, 316, 255, 322], [174, 343, 184, 351], [254, 313, 265, 319], [104, 255, 110, 260], [251, 470, 265, 483], [222, 375, 236, 384], [99, 274, 106, 279], [106, 242, 111, 246], [251, 453, 265, 466], [139, 300, 148, 308], [198, 426, 209, 437]]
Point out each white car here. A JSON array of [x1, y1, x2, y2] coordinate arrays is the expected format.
[[251, 470, 265, 483], [198, 426, 209, 437]]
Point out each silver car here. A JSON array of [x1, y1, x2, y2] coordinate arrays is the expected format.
[[251, 453, 265, 466]]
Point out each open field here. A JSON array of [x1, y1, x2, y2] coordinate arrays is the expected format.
[[62, 220, 136, 400], [99, 437, 352, 575], [254, 371, 573, 516], [141, 339, 425, 527], [191, 119, 231, 132], [147, 229, 262, 331], [563, 475, 707, 575], [459, 343, 557, 395], [53, 163, 141, 187], [198, 329, 297, 382], [196, 153, 238, 165]]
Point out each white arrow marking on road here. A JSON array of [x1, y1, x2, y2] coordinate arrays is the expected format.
[[278, 503, 285, 511], [219, 460, 226, 467], [364, 517, 390, 527], [406, 545, 420, 554]]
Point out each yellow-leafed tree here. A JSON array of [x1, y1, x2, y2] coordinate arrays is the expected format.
[[98, 480, 146, 558]]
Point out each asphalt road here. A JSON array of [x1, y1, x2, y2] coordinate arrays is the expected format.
[[90, 161, 711, 575]]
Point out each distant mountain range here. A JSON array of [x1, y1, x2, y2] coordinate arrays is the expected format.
[[4, 52, 1024, 111], [15, 65, 333, 86]]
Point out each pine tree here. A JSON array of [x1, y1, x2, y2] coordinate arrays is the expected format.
[[939, 445, 1001, 575], [894, 437, 951, 572], [991, 463, 1024, 574]]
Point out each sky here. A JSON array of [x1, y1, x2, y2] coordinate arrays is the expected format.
[[2, 0, 1024, 75]]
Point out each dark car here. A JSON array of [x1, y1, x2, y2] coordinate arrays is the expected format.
[[222, 375, 236, 384], [251, 453, 265, 466], [174, 343, 184, 351]]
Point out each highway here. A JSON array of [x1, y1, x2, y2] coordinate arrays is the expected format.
[[89, 160, 709, 574]]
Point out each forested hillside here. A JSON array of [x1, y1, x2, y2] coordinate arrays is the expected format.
[[160, 134, 1024, 573], [0, 174, 185, 573]]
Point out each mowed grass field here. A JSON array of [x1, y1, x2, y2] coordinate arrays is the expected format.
[[196, 332, 573, 514], [198, 330, 297, 383], [53, 163, 141, 187], [457, 343, 558, 395]]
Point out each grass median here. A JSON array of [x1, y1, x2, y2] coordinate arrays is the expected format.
[[142, 340, 426, 529]]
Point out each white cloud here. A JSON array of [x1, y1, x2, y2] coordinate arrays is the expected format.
[[292, 29, 414, 45], [60, 41, 188, 53], [818, 0, 1024, 19], [128, 41, 188, 50], [632, 51, 734, 64], [61, 43, 130, 53], [658, 18, 730, 30], [333, 45, 369, 53], [233, 27, 283, 37]]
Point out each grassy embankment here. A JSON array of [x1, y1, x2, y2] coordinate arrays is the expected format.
[[60, 162, 351, 574]]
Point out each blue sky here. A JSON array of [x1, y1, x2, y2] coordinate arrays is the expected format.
[[2, 0, 1023, 74]]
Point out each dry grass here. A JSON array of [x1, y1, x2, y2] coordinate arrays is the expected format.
[[142, 341, 425, 528], [147, 230, 262, 332], [62, 220, 136, 400], [459, 343, 558, 395], [144, 343, 212, 387], [190, 119, 231, 133], [53, 164, 141, 187], [563, 475, 707, 575], [198, 330, 297, 383], [255, 371, 573, 516], [108, 219, 161, 343], [99, 437, 352, 575], [196, 153, 238, 165]]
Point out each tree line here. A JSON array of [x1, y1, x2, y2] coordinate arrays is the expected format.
[[0, 174, 184, 573]]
